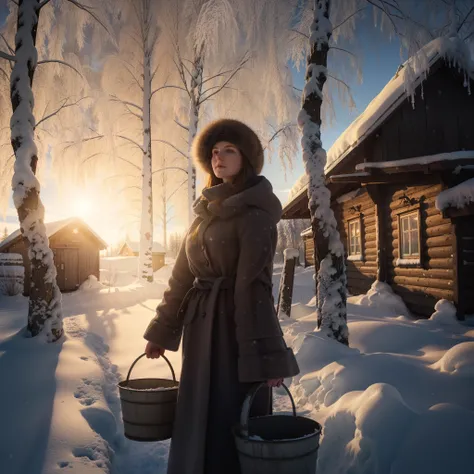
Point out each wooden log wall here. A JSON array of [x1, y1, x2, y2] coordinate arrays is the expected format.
[[303, 235, 314, 267], [333, 189, 377, 295], [457, 216, 474, 315], [387, 183, 454, 316]]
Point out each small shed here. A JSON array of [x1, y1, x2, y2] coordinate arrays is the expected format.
[[0, 217, 107, 294], [118, 241, 166, 271], [283, 38, 474, 319]]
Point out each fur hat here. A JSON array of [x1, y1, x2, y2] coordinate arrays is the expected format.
[[192, 119, 264, 175]]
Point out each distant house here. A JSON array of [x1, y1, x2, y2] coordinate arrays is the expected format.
[[282, 38, 474, 319], [0, 217, 107, 294], [118, 241, 166, 272]]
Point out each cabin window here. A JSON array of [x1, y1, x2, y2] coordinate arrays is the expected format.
[[347, 218, 362, 260], [398, 211, 420, 263]]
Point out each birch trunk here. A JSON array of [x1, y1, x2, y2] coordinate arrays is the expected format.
[[138, 46, 154, 283], [298, 0, 348, 345], [10, 0, 62, 342], [187, 48, 203, 225]]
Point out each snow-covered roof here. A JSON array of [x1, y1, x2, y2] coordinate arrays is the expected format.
[[356, 151, 474, 171], [0, 217, 108, 252], [122, 241, 166, 254], [286, 37, 474, 208], [436, 178, 474, 211]]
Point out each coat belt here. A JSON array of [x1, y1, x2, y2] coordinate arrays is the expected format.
[[178, 276, 235, 322]]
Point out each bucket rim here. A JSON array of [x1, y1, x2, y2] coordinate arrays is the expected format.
[[118, 377, 179, 391], [232, 415, 322, 444]]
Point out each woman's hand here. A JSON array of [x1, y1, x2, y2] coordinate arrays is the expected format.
[[145, 341, 165, 359], [267, 378, 284, 388]]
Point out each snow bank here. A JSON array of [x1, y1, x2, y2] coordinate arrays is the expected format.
[[79, 275, 106, 291], [351, 281, 411, 318], [436, 177, 474, 211], [431, 342, 474, 376], [428, 299, 459, 325]]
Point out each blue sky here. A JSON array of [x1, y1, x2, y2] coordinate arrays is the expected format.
[[0, 6, 404, 243]]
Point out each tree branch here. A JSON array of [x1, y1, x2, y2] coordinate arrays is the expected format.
[[0, 34, 14, 55], [151, 84, 187, 97], [0, 50, 16, 62], [109, 95, 143, 112], [35, 97, 89, 129], [152, 166, 187, 176], [152, 139, 188, 160], [333, 7, 368, 31], [37, 59, 83, 77], [64, 0, 111, 35], [458, 5, 474, 33], [114, 156, 141, 171], [117, 135, 145, 152], [38, 0, 52, 8], [174, 118, 189, 132], [329, 46, 357, 58]]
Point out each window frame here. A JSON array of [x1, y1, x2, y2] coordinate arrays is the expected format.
[[396, 207, 423, 267], [346, 215, 364, 262]]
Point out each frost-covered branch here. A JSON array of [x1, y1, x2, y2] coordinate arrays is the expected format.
[[37, 60, 83, 78], [458, 5, 474, 33]]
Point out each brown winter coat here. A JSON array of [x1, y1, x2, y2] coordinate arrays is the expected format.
[[143, 176, 300, 474]]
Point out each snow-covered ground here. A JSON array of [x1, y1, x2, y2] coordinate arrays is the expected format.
[[0, 260, 473, 474]]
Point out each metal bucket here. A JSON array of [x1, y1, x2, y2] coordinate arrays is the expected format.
[[118, 353, 179, 442], [233, 383, 322, 474]]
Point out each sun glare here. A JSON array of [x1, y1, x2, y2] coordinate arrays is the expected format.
[[73, 198, 94, 220]]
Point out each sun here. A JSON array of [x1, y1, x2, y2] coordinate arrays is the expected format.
[[72, 197, 94, 221]]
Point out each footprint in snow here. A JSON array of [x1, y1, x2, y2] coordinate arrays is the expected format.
[[80, 356, 89, 361]]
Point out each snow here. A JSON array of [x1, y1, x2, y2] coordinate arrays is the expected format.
[[286, 36, 474, 207], [0, 217, 108, 252], [436, 177, 474, 211], [283, 248, 300, 259], [1, 261, 474, 474], [121, 241, 166, 254], [396, 257, 421, 267], [356, 150, 474, 172], [351, 281, 411, 318]]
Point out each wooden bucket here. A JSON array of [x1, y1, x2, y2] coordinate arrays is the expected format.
[[118, 353, 179, 442], [233, 383, 322, 474]]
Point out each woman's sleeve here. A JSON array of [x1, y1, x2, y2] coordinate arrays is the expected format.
[[143, 231, 195, 351], [234, 209, 300, 382]]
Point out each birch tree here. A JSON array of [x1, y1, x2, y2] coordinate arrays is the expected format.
[[0, 0, 110, 342], [297, 0, 349, 344], [156, 0, 249, 225]]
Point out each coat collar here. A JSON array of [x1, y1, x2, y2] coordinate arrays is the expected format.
[[193, 176, 282, 222]]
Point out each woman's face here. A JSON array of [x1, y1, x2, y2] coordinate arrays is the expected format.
[[211, 141, 243, 183]]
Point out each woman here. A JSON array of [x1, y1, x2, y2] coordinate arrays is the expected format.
[[143, 119, 299, 474]]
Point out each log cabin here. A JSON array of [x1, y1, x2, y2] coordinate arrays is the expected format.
[[0, 217, 107, 294], [282, 38, 474, 319]]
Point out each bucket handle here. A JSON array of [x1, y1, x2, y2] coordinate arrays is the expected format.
[[240, 382, 296, 437], [126, 353, 177, 383]]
